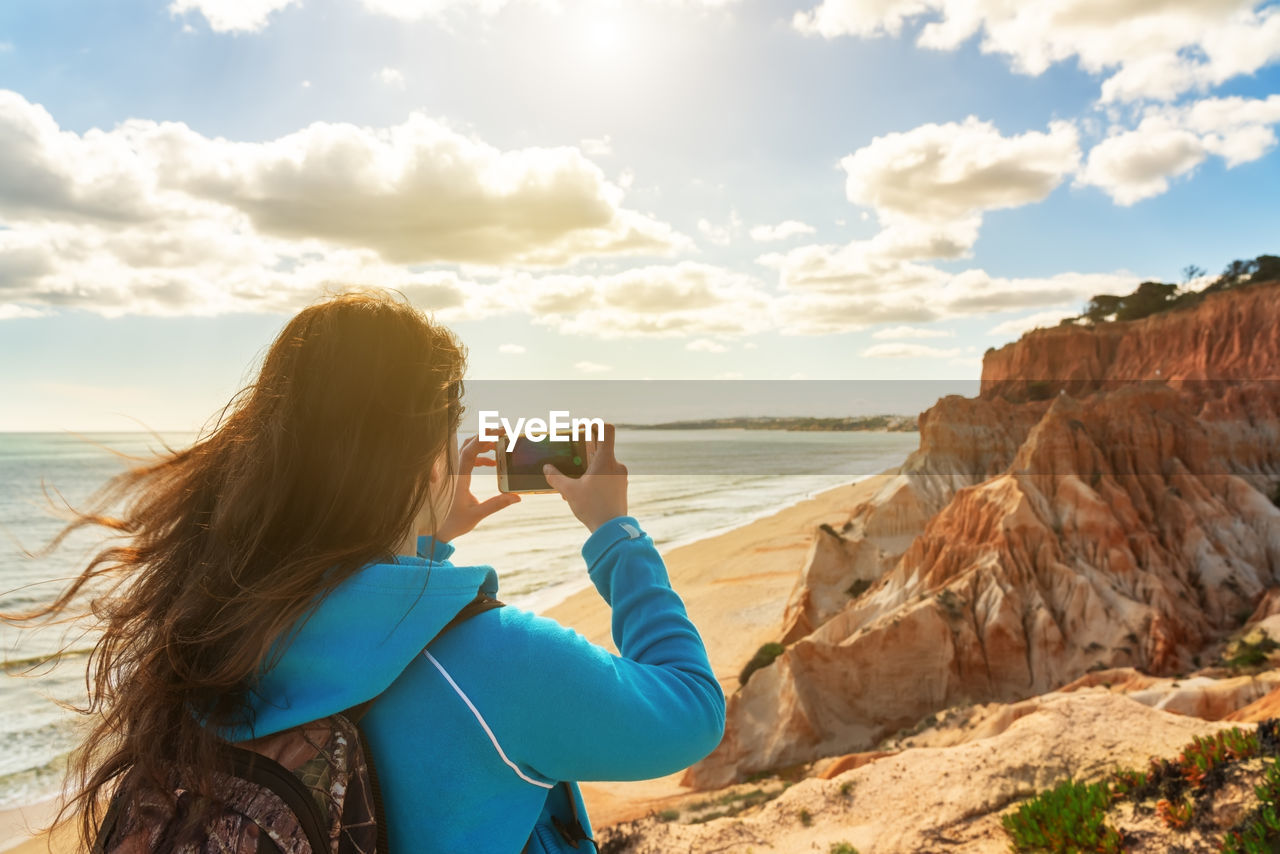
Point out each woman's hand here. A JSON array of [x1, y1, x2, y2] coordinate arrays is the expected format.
[[543, 423, 627, 534], [433, 435, 520, 543]]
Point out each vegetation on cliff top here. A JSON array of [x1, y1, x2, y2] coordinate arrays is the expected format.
[[1004, 720, 1280, 853], [1066, 253, 1278, 328]]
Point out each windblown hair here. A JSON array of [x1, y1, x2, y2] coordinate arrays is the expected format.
[[4, 287, 466, 850]]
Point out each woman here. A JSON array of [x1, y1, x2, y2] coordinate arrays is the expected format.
[[15, 288, 725, 852]]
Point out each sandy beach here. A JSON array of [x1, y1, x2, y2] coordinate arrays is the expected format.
[[2, 472, 894, 852]]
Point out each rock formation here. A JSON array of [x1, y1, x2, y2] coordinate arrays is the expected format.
[[687, 280, 1280, 789]]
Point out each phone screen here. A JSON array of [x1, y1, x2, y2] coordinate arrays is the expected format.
[[501, 435, 588, 492]]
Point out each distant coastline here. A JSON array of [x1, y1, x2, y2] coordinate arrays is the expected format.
[[618, 415, 918, 432]]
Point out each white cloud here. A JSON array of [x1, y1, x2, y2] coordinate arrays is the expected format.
[[771, 268, 1139, 335], [0, 304, 47, 319], [749, 114, 1133, 336], [696, 210, 742, 246], [504, 261, 775, 339], [749, 220, 816, 242], [0, 90, 688, 279], [841, 117, 1080, 225], [0, 91, 700, 322], [169, 0, 301, 32], [580, 135, 613, 156], [987, 308, 1077, 337], [686, 338, 728, 352], [575, 360, 613, 373], [1079, 94, 1280, 204], [793, 0, 1280, 104], [871, 325, 954, 339], [753, 117, 1081, 292], [498, 343, 527, 354], [300, 79, 312, 88], [861, 342, 965, 359], [376, 67, 406, 88]]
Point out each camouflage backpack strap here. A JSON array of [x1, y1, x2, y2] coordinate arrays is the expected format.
[[222, 744, 331, 854]]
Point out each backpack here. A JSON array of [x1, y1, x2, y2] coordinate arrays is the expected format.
[[93, 593, 505, 854]]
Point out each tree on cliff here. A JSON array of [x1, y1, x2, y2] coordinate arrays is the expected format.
[[1075, 253, 1277, 326], [1115, 281, 1178, 321]]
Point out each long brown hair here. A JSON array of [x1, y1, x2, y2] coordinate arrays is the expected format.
[[3, 287, 466, 850]]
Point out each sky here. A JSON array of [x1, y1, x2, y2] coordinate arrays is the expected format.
[[0, 0, 1278, 431]]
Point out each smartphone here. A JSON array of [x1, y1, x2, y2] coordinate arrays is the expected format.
[[496, 434, 589, 494]]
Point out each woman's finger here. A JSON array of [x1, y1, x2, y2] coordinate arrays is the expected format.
[[459, 434, 481, 463], [475, 492, 521, 519], [587, 423, 617, 472]]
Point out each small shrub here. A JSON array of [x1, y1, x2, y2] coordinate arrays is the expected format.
[[839, 781, 853, 797], [846, 578, 872, 598], [1002, 779, 1124, 853], [935, 589, 965, 619], [1224, 631, 1280, 670], [1222, 804, 1280, 854], [655, 808, 679, 822], [739, 642, 785, 687], [1108, 767, 1148, 802], [1259, 720, 1280, 757], [829, 843, 860, 854], [799, 808, 812, 826], [1156, 795, 1194, 830], [1223, 760, 1280, 853], [1180, 732, 1233, 787]]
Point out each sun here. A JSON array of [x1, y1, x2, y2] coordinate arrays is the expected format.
[[577, 11, 627, 59]]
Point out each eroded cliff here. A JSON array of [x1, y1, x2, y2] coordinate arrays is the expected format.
[[687, 280, 1280, 789]]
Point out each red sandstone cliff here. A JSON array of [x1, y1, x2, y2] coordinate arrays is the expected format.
[[687, 280, 1280, 789]]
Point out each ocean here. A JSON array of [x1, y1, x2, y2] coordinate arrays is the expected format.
[[0, 428, 918, 810]]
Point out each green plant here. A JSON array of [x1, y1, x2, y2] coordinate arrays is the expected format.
[[798, 808, 812, 826], [1221, 804, 1280, 854], [1156, 795, 1194, 830], [1222, 760, 1280, 853], [1224, 631, 1280, 670], [655, 808, 679, 822], [829, 843, 859, 854], [739, 642, 785, 687], [1180, 731, 1232, 787], [1002, 778, 1124, 853], [1107, 767, 1148, 802], [839, 781, 853, 797]]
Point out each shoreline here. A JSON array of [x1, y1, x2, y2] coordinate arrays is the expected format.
[[521, 468, 891, 616], [0, 468, 900, 851]]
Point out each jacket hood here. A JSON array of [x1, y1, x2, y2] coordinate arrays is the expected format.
[[225, 539, 497, 740]]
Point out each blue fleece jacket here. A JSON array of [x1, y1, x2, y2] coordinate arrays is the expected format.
[[228, 516, 726, 853]]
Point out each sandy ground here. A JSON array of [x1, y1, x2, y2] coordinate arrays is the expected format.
[[3, 473, 894, 852], [548, 474, 896, 829], [1, 798, 67, 854]]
